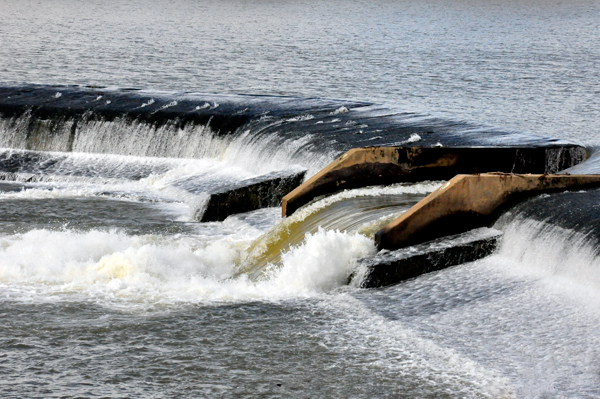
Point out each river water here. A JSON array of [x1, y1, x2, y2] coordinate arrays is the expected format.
[[0, 0, 599, 397]]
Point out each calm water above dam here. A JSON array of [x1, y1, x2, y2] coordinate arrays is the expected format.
[[1, 0, 600, 397]]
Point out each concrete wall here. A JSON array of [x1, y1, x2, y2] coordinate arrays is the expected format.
[[282, 146, 587, 217], [198, 169, 306, 222], [360, 228, 502, 288], [375, 173, 600, 251]]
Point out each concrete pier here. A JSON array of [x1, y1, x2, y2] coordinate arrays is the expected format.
[[282, 146, 587, 217], [197, 169, 306, 222], [375, 173, 600, 251]]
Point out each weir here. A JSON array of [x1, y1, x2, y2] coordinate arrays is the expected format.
[[0, 83, 588, 221], [0, 84, 582, 160], [0, 84, 596, 287]]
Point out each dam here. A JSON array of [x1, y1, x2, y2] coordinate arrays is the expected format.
[[0, 84, 597, 293], [3, 0, 600, 395], [1, 83, 599, 397]]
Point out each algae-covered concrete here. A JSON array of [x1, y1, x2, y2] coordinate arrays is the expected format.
[[361, 228, 502, 288], [375, 173, 600, 251], [281, 146, 587, 217], [198, 169, 306, 222]]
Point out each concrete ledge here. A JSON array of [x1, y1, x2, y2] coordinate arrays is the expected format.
[[197, 169, 306, 222], [375, 173, 600, 251], [360, 228, 502, 288], [281, 146, 587, 217]]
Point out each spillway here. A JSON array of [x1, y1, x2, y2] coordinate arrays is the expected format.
[[0, 83, 598, 397], [241, 182, 442, 279]]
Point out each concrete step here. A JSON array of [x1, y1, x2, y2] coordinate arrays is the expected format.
[[359, 228, 502, 288]]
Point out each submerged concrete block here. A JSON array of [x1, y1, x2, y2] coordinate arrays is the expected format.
[[375, 173, 600, 251], [281, 146, 587, 217], [360, 228, 502, 288], [198, 169, 306, 222]]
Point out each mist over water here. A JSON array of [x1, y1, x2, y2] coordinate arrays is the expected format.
[[0, 0, 599, 397]]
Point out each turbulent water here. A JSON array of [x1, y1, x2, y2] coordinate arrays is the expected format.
[[1, 0, 600, 397]]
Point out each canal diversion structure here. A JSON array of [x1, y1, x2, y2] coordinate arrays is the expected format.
[[0, 83, 592, 282], [1, 84, 600, 397]]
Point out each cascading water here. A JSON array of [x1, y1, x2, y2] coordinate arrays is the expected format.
[[241, 182, 442, 279], [2, 0, 600, 395], [0, 85, 597, 396], [0, 87, 596, 397]]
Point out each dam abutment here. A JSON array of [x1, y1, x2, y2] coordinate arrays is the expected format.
[[374, 173, 600, 251], [280, 145, 597, 288]]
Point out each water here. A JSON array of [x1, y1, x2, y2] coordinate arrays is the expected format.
[[2, 0, 599, 144], [1, 0, 600, 397]]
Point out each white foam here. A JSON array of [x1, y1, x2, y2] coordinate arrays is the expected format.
[[0, 228, 374, 305], [265, 228, 375, 293], [0, 147, 291, 216], [407, 132, 421, 142], [140, 98, 155, 108], [331, 106, 349, 115], [391, 133, 422, 146], [495, 216, 600, 295], [286, 114, 314, 122], [160, 100, 178, 109], [194, 102, 211, 110], [0, 186, 104, 200]]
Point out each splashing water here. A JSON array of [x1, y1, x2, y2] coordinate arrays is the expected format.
[[0, 181, 442, 305], [241, 182, 441, 277], [0, 228, 376, 307]]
